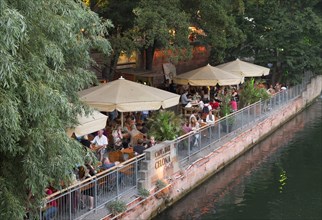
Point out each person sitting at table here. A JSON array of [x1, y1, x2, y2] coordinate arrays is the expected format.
[[146, 135, 157, 148], [181, 90, 191, 107], [112, 125, 128, 150], [101, 157, 120, 170], [133, 138, 146, 155], [85, 156, 97, 176], [192, 91, 201, 101], [124, 115, 137, 133], [210, 99, 220, 110], [137, 120, 149, 135], [206, 110, 215, 124], [80, 135, 91, 151], [198, 99, 204, 110], [267, 84, 275, 95], [91, 129, 108, 162]]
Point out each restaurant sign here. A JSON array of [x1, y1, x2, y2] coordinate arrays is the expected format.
[[155, 145, 171, 169]]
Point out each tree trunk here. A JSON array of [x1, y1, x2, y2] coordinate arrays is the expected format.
[[103, 52, 120, 81], [145, 45, 155, 70]]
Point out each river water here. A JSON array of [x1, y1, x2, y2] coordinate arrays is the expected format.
[[155, 97, 322, 220]]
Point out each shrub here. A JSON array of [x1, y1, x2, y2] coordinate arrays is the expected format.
[[138, 188, 150, 198], [155, 179, 167, 190], [107, 200, 127, 216]]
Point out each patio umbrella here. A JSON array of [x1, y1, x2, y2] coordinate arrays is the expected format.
[[173, 64, 244, 86], [79, 76, 180, 126], [67, 110, 108, 137], [216, 58, 270, 77]]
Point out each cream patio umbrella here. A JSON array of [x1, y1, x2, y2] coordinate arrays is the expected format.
[[216, 58, 270, 77], [79, 76, 180, 126], [173, 64, 244, 86], [67, 110, 108, 137]]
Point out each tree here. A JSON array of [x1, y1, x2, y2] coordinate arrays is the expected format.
[[86, 0, 140, 80], [233, 0, 322, 85], [181, 0, 246, 64], [0, 0, 112, 219], [133, 0, 192, 70]]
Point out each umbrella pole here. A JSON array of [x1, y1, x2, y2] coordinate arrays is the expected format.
[[121, 112, 124, 128]]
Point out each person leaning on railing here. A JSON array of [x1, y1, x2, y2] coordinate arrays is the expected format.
[[43, 187, 58, 220], [78, 165, 95, 211], [100, 157, 120, 170]]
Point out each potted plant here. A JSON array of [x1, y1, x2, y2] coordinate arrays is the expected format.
[[148, 110, 183, 141], [154, 179, 170, 199], [107, 200, 127, 216], [219, 90, 233, 118], [136, 188, 150, 205], [138, 188, 150, 198], [239, 78, 270, 108], [217, 90, 235, 132]]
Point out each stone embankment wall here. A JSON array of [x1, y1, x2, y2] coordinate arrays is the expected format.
[[111, 75, 322, 220]]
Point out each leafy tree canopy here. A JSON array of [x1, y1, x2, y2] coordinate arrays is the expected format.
[[0, 0, 112, 218], [84, 0, 140, 79], [133, 0, 192, 64], [233, 0, 322, 84], [181, 0, 246, 64]]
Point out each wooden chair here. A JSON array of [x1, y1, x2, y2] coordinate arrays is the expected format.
[[108, 151, 124, 163]]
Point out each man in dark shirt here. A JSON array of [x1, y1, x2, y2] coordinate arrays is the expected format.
[[80, 135, 91, 150], [133, 139, 146, 155]]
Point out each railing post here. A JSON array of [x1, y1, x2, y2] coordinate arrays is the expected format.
[[247, 106, 250, 125], [94, 178, 98, 212], [135, 157, 138, 189], [259, 100, 262, 118], [116, 170, 119, 198], [241, 108, 244, 128], [218, 121, 221, 139], [188, 134, 191, 161], [69, 189, 72, 219]]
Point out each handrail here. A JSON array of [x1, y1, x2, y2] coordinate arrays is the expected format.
[[44, 153, 146, 200]]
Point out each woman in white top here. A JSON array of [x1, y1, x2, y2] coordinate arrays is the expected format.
[[190, 117, 200, 147]]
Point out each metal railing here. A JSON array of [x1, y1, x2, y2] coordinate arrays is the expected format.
[[175, 73, 314, 167], [40, 154, 145, 220], [40, 72, 314, 219]]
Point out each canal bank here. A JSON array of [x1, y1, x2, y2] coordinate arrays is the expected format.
[[103, 75, 322, 220], [154, 97, 322, 220]]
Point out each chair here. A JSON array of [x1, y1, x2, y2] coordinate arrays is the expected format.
[[108, 151, 123, 162], [97, 174, 117, 197]]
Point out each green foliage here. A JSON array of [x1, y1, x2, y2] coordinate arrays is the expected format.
[[85, 0, 140, 79], [138, 188, 150, 198], [0, 0, 112, 218], [108, 200, 127, 215], [239, 78, 269, 108], [181, 0, 246, 64], [156, 179, 167, 190], [148, 110, 182, 141], [219, 90, 233, 117], [134, 0, 193, 64], [233, 0, 322, 83]]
